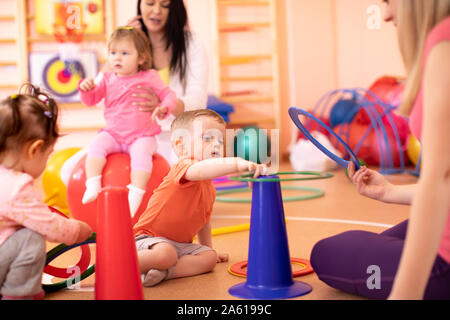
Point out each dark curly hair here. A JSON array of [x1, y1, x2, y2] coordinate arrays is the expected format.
[[137, 0, 190, 86]]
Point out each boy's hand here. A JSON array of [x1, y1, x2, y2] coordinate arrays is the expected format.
[[79, 78, 96, 92], [217, 252, 229, 263], [237, 159, 268, 178], [151, 105, 168, 122], [252, 163, 268, 178]]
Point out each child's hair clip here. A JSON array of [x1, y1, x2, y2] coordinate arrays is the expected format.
[[39, 95, 49, 105], [118, 26, 134, 30], [43, 111, 53, 119], [10, 94, 18, 100]]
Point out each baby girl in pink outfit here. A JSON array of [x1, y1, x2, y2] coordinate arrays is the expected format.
[[78, 27, 177, 217], [0, 84, 92, 300]]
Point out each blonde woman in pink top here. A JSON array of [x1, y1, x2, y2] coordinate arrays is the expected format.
[[0, 84, 92, 300], [311, 0, 450, 300], [78, 27, 177, 217]]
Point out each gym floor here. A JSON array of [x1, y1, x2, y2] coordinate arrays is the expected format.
[[42, 160, 415, 300]]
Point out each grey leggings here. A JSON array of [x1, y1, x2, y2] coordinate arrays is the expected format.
[[0, 228, 46, 298]]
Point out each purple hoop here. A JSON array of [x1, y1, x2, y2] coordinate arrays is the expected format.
[[289, 107, 361, 170]]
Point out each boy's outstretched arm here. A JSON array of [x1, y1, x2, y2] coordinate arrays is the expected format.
[[184, 157, 267, 181]]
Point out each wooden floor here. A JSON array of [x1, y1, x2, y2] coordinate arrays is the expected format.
[[42, 161, 417, 300]]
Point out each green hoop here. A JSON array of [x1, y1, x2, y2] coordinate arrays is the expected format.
[[215, 186, 325, 203], [42, 233, 96, 293], [227, 171, 334, 182], [43, 265, 96, 293]]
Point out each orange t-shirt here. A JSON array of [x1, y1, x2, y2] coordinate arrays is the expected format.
[[133, 158, 216, 243]]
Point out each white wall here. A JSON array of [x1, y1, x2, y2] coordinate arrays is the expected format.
[[285, 0, 338, 110], [184, 0, 217, 95], [114, 0, 138, 26], [184, 0, 406, 110], [334, 0, 405, 89]]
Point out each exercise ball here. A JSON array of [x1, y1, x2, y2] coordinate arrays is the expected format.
[[42, 147, 81, 216], [407, 134, 421, 166], [331, 120, 410, 167], [233, 126, 270, 164], [67, 153, 170, 231], [329, 98, 359, 128]]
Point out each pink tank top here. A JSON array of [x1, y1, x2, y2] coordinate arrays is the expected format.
[[409, 16, 450, 263]]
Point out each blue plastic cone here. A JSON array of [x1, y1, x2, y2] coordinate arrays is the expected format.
[[228, 176, 312, 299]]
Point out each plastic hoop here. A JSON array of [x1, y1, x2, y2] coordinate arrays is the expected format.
[[213, 175, 249, 191], [43, 245, 91, 279], [44, 207, 91, 279], [213, 176, 232, 184], [289, 107, 361, 170], [228, 258, 314, 278], [42, 233, 96, 293], [215, 186, 324, 203], [43, 265, 95, 293], [228, 171, 334, 183], [215, 183, 249, 191]]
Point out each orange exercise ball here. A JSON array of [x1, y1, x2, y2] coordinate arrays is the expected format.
[[67, 153, 170, 232]]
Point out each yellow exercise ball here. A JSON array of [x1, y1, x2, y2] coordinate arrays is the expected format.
[[42, 147, 81, 216], [406, 134, 421, 166]]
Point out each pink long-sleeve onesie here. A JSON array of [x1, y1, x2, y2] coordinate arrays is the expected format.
[[79, 70, 177, 145], [79, 70, 177, 172], [0, 166, 80, 247]]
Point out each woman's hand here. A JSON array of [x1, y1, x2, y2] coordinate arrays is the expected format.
[[133, 86, 161, 112], [126, 15, 143, 29], [347, 162, 392, 202]]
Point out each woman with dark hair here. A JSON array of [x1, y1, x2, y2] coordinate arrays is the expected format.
[[127, 0, 209, 164]]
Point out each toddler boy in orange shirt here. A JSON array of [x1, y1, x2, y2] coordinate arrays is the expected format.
[[133, 109, 267, 286]]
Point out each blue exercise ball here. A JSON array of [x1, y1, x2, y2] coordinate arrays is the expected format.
[[329, 98, 359, 128]]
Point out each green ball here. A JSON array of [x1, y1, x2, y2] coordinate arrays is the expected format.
[[345, 158, 366, 180], [233, 126, 270, 164]]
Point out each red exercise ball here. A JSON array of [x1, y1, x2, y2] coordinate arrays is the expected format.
[[67, 153, 170, 232], [354, 76, 405, 126], [330, 121, 410, 167], [329, 123, 377, 164]]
